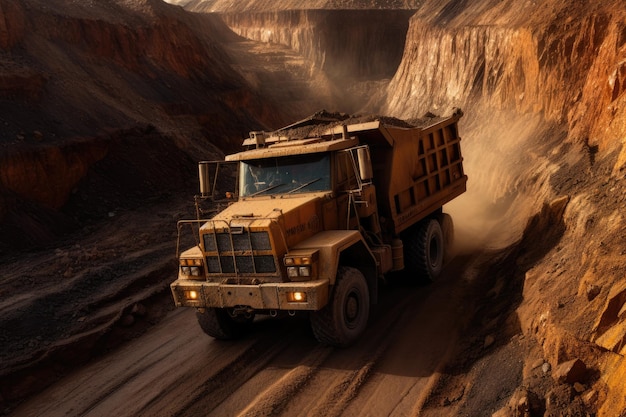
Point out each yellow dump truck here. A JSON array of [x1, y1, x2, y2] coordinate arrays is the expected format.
[[171, 109, 467, 346]]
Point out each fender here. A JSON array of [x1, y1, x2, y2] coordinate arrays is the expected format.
[[290, 230, 378, 304]]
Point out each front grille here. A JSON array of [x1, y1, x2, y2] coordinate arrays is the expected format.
[[203, 230, 276, 275], [203, 231, 272, 252], [205, 255, 276, 274]]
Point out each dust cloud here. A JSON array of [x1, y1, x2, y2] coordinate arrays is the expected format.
[[445, 107, 563, 256]]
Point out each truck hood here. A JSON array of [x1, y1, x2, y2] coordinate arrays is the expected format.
[[202, 193, 325, 230], [201, 193, 326, 247], [219, 194, 319, 218]]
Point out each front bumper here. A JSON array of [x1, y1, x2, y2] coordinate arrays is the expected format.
[[170, 279, 329, 311]]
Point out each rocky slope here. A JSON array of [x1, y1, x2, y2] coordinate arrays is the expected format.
[[0, 0, 290, 250], [183, 0, 421, 11], [380, 2, 626, 415]]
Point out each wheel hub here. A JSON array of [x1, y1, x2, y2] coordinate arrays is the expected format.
[[345, 293, 359, 323]]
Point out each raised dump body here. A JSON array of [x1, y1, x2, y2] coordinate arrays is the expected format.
[[170, 109, 467, 347]]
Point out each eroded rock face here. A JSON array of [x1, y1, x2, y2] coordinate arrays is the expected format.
[[0, 0, 288, 249], [376, 1, 625, 415], [384, 2, 626, 151], [0, 0, 26, 48], [184, 0, 421, 12], [0, 140, 107, 211], [218, 10, 414, 80]]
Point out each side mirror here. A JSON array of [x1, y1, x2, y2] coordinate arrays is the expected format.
[[198, 161, 211, 197], [357, 147, 373, 182]]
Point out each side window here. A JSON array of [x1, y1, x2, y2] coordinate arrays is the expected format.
[[335, 151, 359, 191], [212, 161, 238, 199]]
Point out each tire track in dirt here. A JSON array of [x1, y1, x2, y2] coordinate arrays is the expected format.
[[301, 295, 417, 417], [176, 253, 473, 417], [11, 253, 478, 417], [169, 318, 323, 417], [207, 274, 440, 417], [234, 345, 333, 417], [11, 309, 256, 417]]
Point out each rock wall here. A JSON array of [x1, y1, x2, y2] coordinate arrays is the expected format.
[[384, 1, 626, 153], [217, 10, 414, 80], [380, 2, 626, 414], [184, 0, 421, 12], [0, 0, 25, 48], [0, 0, 286, 250]]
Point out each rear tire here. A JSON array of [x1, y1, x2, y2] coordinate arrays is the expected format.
[[196, 308, 253, 340], [405, 218, 444, 282], [310, 266, 370, 347], [437, 212, 454, 262]]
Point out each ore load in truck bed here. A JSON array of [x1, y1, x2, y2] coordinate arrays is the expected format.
[[271, 109, 454, 141]]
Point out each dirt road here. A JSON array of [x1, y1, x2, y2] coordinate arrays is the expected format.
[[11, 252, 488, 417]]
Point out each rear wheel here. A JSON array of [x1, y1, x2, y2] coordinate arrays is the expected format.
[[196, 308, 254, 340], [310, 266, 370, 347], [437, 212, 454, 262], [405, 218, 444, 282]]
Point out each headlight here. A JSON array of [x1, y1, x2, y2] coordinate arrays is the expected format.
[[283, 250, 318, 281], [287, 291, 307, 302], [184, 290, 199, 300], [179, 259, 204, 279]]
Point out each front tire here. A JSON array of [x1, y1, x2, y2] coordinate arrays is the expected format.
[[405, 218, 444, 282], [196, 308, 253, 340], [310, 266, 370, 347]]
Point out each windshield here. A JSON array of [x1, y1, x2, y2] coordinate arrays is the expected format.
[[240, 153, 331, 197]]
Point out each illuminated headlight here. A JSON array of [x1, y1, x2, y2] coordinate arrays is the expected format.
[[287, 291, 307, 302], [184, 290, 199, 300]]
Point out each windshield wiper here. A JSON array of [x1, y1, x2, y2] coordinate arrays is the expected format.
[[287, 178, 322, 194], [250, 182, 285, 197]]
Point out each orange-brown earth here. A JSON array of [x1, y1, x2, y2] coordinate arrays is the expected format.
[[1, 0, 625, 416]]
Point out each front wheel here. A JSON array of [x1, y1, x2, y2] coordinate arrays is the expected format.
[[310, 266, 370, 347], [196, 308, 254, 340]]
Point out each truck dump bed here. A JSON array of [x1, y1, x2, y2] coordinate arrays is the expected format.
[[320, 110, 466, 235]]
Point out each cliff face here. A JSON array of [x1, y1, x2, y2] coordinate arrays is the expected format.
[[0, 0, 285, 249], [207, 9, 415, 114], [184, 0, 421, 12], [219, 10, 414, 80], [385, 2, 626, 153], [0, 0, 272, 141], [381, 2, 626, 415]]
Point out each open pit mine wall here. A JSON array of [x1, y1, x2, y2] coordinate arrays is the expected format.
[[202, 2, 626, 156], [0, 0, 282, 249], [384, 7, 626, 154], [218, 10, 415, 80]]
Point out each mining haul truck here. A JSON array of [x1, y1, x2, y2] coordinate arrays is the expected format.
[[170, 109, 467, 347]]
